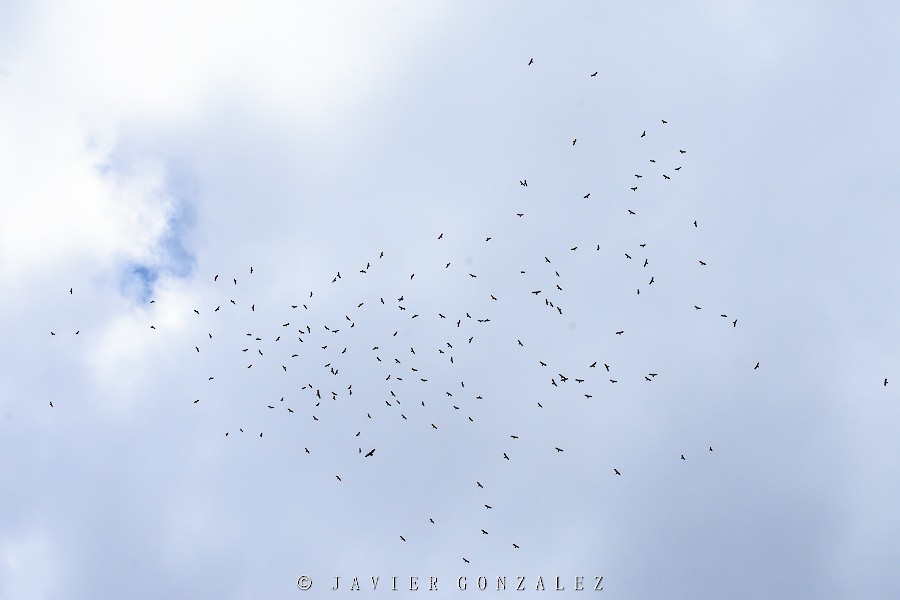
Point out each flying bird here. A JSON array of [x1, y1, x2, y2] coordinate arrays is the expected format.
[[591, 71, 597, 77], [528, 58, 533, 65]]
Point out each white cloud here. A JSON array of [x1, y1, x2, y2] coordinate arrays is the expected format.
[[0, 527, 61, 600], [0, 0, 448, 294]]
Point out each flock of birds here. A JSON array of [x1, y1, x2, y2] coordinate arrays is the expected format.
[[49, 58, 871, 569]]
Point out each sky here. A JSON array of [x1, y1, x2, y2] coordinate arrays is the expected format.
[[2, 1, 900, 598]]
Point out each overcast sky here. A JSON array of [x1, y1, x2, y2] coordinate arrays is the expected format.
[[2, 1, 900, 598]]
